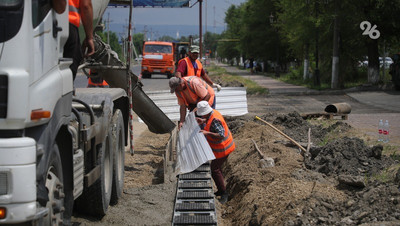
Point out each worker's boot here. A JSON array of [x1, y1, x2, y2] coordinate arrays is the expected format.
[[214, 190, 223, 197], [218, 191, 228, 204]]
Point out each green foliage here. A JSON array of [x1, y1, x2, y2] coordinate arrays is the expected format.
[[204, 32, 221, 58], [218, 0, 400, 88], [132, 33, 144, 54], [216, 5, 242, 62], [159, 35, 175, 42]]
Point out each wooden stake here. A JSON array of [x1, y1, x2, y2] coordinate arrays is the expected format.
[[251, 139, 265, 159], [255, 116, 307, 153]]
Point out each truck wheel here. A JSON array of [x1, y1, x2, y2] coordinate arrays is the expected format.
[[110, 109, 125, 205], [167, 73, 173, 79], [75, 129, 113, 216], [44, 145, 65, 226]]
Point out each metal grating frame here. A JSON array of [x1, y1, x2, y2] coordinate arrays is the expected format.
[[173, 163, 217, 225]]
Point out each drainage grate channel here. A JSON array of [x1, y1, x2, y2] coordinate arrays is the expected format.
[[175, 200, 215, 211], [173, 213, 217, 225], [177, 190, 213, 199], [178, 180, 212, 189], [193, 165, 210, 172], [179, 172, 210, 180], [173, 164, 217, 225]]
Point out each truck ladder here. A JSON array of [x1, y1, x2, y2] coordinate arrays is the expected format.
[[172, 163, 218, 225]]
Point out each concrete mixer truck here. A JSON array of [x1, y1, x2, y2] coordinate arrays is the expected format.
[[0, 0, 174, 225]]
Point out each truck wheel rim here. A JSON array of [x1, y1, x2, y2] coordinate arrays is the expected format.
[[45, 168, 64, 225]]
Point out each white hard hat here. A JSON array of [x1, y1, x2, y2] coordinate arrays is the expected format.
[[197, 101, 213, 116]]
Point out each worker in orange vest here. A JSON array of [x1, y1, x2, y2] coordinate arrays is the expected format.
[[175, 45, 221, 91], [87, 69, 109, 88], [63, 0, 95, 80], [169, 76, 215, 130], [196, 101, 235, 204]]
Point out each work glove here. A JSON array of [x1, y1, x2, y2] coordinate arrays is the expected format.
[[213, 83, 222, 92]]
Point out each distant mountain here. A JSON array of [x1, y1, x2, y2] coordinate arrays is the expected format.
[[108, 23, 225, 40]]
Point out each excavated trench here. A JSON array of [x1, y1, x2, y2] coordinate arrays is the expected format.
[[217, 112, 400, 225]]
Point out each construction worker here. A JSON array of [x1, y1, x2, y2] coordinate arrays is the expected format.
[[63, 0, 95, 80], [175, 45, 222, 92], [87, 69, 109, 88], [169, 76, 215, 130], [51, 0, 66, 14], [195, 101, 235, 204]]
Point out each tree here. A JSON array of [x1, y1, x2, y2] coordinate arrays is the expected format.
[[357, 0, 400, 84], [159, 35, 175, 42], [203, 32, 221, 58], [217, 5, 242, 64], [132, 33, 145, 55]]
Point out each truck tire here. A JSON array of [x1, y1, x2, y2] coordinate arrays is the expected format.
[[44, 145, 65, 226], [110, 109, 125, 205], [75, 129, 114, 216], [167, 73, 173, 79]]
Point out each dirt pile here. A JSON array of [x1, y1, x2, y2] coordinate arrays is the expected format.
[[270, 111, 351, 144], [305, 137, 393, 178], [219, 112, 400, 225]]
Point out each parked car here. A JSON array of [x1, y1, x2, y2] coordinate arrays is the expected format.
[[379, 57, 393, 68]]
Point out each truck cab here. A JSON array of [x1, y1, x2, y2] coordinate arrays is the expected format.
[[141, 41, 175, 79]]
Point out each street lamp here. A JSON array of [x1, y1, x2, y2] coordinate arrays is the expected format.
[[269, 13, 280, 77]]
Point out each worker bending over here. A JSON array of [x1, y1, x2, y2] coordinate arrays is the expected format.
[[196, 101, 235, 204], [169, 76, 215, 130]]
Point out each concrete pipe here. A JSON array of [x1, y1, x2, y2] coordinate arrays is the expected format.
[[324, 102, 351, 114]]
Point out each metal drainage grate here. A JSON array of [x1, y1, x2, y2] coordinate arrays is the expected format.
[[173, 163, 217, 225]]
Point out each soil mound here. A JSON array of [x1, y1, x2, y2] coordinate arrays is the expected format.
[[220, 112, 400, 225], [271, 111, 351, 144], [305, 137, 393, 177]]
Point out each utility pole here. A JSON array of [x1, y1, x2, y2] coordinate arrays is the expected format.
[[213, 6, 216, 33], [205, 0, 207, 34], [143, 25, 148, 41], [106, 13, 113, 45], [331, 0, 340, 89], [199, 0, 203, 58]]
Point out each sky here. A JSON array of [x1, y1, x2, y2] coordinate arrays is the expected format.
[[104, 0, 247, 38]]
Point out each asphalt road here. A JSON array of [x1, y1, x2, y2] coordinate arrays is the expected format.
[[74, 62, 400, 146], [219, 63, 400, 146]]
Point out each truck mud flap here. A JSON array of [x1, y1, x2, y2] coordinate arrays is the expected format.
[[131, 82, 175, 134]]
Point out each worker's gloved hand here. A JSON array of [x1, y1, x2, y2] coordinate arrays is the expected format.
[[213, 83, 222, 92]]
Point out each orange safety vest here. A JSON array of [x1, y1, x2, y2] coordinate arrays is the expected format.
[[69, 0, 80, 27], [184, 57, 202, 77], [176, 76, 214, 107], [204, 110, 235, 159], [87, 77, 109, 88]]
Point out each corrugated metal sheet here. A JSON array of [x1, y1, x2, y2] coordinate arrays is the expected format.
[[140, 87, 248, 122], [176, 112, 215, 174]]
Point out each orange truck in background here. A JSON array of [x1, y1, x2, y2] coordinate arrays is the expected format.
[[141, 41, 190, 79], [141, 41, 175, 79]]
